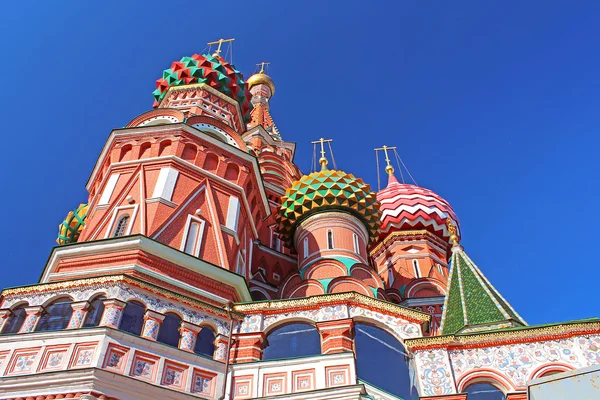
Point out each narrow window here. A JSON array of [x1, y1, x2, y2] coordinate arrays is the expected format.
[[353, 234, 360, 254], [273, 232, 281, 252], [437, 263, 444, 276], [412, 259, 421, 278], [237, 252, 246, 276], [113, 215, 130, 237], [303, 237, 309, 259], [2, 305, 27, 334], [327, 230, 334, 249], [157, 313, 182, 348]]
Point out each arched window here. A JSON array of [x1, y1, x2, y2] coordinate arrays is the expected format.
[[2, 305, 27, 334], [303, 237, 309, 259], [35, 297, 73, 332], [83, 296, 106, 328], [327, 230, 334, 249], [113, 215, 130, 237], [464, 383, 506, 400], [118, 301, 145, 335], [157, 313, 182, 348], [263, 323, 321, 360], [353, 234, 360, 254], [355, 323, 418, 399], [412, 259, 421, 278], [194, 326, 216, 357]]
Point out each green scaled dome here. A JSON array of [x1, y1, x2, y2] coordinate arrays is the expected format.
[[275, 169, 381, 246], [152, 53, 252, 122], [57, 204, 88, 245]]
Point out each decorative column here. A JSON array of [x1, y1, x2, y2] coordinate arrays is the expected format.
[[178, 321, 201, 352], [99, 299, 126, 328], [67, 301, 90, 329], [141, 310, 165, 341], [230, 332, 266, 363], [214, 334, 229, 362], [317, 319, 354, 354], [18, 306, 44, 333], [0, 309, 12, 333]]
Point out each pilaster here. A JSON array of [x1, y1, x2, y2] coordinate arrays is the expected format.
[[317, 318, 354, 354], [18, 305, 44, 333], [179, 321, 202, 352], [141, 310, 165, 341], [99, 299, 126, 328], [214, 334, 229, 362], [66, 301, 90, 329], [230, 332, 266, 363]]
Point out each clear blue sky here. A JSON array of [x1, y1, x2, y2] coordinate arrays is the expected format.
[[0, 1, 598, 325]]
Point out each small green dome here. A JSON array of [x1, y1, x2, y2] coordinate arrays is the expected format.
[[275, 169, 381, 246], [57, 203, 88, 245]]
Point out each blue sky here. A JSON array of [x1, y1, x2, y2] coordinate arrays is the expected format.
[[0, 1, 598, 325]]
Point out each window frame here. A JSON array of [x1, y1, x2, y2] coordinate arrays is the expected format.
[[180, 215, 206, 257]]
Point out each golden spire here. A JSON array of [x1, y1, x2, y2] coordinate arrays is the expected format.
[[375, 145, 396, 176], [247, 61, 276, 95], [207, 38, 235, 58], [311, 138, 333, 171], [446, 216, 460, 246]]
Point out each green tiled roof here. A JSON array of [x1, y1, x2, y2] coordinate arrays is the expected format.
[[440, 246, 526, 335]]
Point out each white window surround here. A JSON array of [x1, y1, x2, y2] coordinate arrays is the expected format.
[[180, 215, 206, 257], [413, 259, 421, 278], [353, 234, 360, 255], [151, 168, 179, 202], [99, 173, 120, 205], [225, 196, 240, 232], [303, 237, 309, 259], [105, 204, 138, 239], [327, 230, 334, 250]]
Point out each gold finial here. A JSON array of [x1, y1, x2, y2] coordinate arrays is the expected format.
[[257, 61, 270, 74], [446, 216, 460, 246], [311, 138, 333, 170], [375, 145, 397, 176], [207, 38, 235, 57]]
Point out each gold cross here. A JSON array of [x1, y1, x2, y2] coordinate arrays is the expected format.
[[311, 138, 333, 170], [207, 38, 235, 57], [257, 61, 270, 74], [375, 145, 397, 175]]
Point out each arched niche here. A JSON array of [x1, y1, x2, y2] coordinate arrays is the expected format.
[[263, 322, 321, 360], [354, 322, 418, 399]]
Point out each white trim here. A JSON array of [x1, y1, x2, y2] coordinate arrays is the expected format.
[[353, 233, 360, 255], [225, 196, 240, 232], [99, 173, 120, 205], [40, 236, 252, 302], [180, 215, 206, 257], [150, 167, 179, 201]]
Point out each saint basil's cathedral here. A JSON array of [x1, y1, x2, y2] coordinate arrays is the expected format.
[[0, 40, 598, 400]]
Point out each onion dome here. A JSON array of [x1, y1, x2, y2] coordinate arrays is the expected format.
[[152, 54, 252, 121], [377, 174, 459, 242], [247, 71, 275, 95], [276, 169, 381, 246], [57, 203, 88, 245]]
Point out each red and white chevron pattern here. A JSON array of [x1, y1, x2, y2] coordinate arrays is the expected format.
[[377, 181, 459, 241]]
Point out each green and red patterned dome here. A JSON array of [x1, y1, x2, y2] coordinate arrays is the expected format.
[[57, 203, 88, 245], [153, 53, 252, 121], [276, 169, 381, 246]]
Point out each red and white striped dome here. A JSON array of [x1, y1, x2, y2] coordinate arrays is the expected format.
[[377, 175, 459, 242]]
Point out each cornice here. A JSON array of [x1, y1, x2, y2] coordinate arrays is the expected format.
[[405, 320, 600, 350], [233, 291, 430, 324]]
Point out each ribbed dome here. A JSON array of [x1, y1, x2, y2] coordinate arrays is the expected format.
[[377, 178, 459, 242], [57, 204, 88, 245], [152, 54, 252, 121], [276, 169, 381, 246]]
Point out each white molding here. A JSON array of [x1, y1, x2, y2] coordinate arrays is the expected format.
[[40, 236, 252, 302], [104, 204, 139, 239], [180, 214, 206, 257], [98, 173, 120, 205]]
